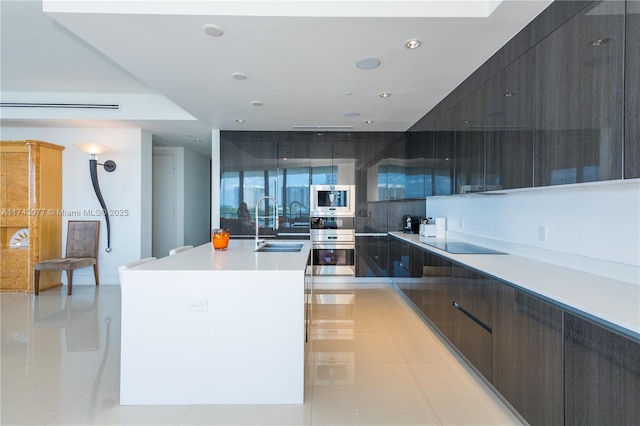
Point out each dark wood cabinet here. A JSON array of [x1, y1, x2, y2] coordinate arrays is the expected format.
[[624, 2, 640, 179], [412, 250, 453, 340], [355, 235, 388, 277], [564, 313, 640, 426], [393, 236, 639, 426], [387, 134, 424, 200], [388, 237, 417, 278], [277, 133, 310, 228], [432, 131, 454, 196], [484, 50, 535, 190], [446, 87, 486, 194], [533, 2, 625, 186], [492, 284, 564, 426], [354, 133, 394, 233], [450, 265, 495, 380]]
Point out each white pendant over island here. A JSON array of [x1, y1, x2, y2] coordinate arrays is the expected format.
[[119, 240, 311, 405]]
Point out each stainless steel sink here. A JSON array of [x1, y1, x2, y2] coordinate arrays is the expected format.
[[255, 243, 304, 252]]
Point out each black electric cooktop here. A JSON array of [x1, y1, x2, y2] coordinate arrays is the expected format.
[[421, 241, 506, 254]]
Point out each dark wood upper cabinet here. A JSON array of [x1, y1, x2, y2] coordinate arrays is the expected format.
[[448, 87, 486, 194], [404, 131, 428, 198], [484, 50, 535, 190], [533, 1, 625, 186], [625, 1, 640, 178], [432, 131, 454, 196]]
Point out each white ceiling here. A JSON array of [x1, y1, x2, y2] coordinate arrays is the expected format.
[[1, 0, 553, 158]]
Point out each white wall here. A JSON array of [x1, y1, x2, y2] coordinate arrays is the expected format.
[[1, 127, 150, 285], [183, 148, 211, 246], [152, 146, 210, 256], [140, 131, 153, 258], [426, 179, 640, 283], [211, 129, 221, 229], [152, 147, 183, 257]]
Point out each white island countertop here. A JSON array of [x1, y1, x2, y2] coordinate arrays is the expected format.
[[390, 232, 640, 341], [130, 239, 312, 272], [120, 240, 311, 405]]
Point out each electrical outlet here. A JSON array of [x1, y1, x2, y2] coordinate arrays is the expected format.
[[189, 299, 208, 312], [537, 226, 546, 242]]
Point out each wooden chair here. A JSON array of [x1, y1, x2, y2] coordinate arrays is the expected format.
[[169, 245, 193, 256], [34, 220, 100, 296]]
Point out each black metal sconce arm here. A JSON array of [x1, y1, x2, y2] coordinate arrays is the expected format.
[[89, 158, 115, 253]]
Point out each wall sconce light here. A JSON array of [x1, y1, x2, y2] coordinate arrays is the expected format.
[[74, 143, 116, 253]]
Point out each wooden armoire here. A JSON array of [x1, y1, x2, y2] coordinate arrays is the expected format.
[[0, 140, 65, 292]]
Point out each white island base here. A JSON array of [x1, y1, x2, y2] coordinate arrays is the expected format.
[[119, 241, 310, 405]]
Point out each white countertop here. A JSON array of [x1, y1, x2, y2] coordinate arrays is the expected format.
[[390, 232, 640, 340], [130, 239, 311, 272]]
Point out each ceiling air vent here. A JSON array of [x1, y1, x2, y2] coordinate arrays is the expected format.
[[0, 102, 120, 110], [292, 125, 354, 130]]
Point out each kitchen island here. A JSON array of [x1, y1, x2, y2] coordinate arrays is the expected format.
[[119, 240, 311, 405]]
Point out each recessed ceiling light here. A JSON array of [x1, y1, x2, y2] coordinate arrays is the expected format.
[[503, 92, 516, 97], [251, 101, 263, 107], [365, 120, 374, 124], [344, 112, 360, 118], [202, 24, 224, 37], [462, 120, 472, 124], [235, 119, 245, 123], [231, 72, 247, 80], [405, 39, 422, 49], [379, 92, 391, 98], [356, 57, 381, 70]]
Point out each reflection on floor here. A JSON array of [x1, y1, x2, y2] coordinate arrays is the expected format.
[[1, 283, 522, 425]]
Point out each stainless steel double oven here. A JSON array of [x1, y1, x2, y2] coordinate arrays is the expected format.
[[310, 216, 355, 276]]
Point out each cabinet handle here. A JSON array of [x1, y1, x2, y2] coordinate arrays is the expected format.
[[452, 301, 492, 333]]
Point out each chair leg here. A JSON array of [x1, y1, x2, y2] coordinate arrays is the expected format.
[[34, 270, 40, 295], [93, 264, 99, 286], [66, 270, 73, 295]]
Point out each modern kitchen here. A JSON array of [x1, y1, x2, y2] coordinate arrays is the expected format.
[[1, 1, 639, 425]]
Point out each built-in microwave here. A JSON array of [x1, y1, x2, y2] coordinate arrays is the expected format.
[[310, 185, 355, 217]]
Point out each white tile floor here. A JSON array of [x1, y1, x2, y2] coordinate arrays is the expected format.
[[1, 283, 523, 425]]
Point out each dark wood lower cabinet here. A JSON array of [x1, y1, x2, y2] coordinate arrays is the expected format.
[[451, 305, 492, 379], [564, 313, 640, 426], [392, 237, 639, 426], [450, 266, 495, 380], [412, 251, 453, 340], [492, 285, 564, 426]]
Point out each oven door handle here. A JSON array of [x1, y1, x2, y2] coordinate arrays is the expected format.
[[312, 243, 355, 250]]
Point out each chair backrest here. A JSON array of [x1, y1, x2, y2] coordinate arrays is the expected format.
[[65, 221, 100, 258], [169, 245, 193, 256]]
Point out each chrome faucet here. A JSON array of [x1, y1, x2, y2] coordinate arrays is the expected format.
[[255, 195, 279, 249], [289, 200, 302, 221]]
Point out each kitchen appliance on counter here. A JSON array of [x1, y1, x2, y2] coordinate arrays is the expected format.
[[402, 215, 420, 234]]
